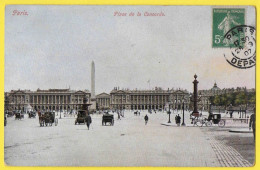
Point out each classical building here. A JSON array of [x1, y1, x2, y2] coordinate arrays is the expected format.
[[96, 93, 110, 110], [5, 88, 91, 112], [110, 87, 190, 110]]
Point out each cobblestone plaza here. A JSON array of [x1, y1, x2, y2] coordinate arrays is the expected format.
[[4, 110, 254, 166]]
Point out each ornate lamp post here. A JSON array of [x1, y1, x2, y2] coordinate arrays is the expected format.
[[207, 100, 209, 112], [181, 100, 186, 126], [239, 106, 242, 118], [192, 74, 200, 117], [167, 100, 172, 123], [60, 107, 62, 119], [245, 88, 248, 118]]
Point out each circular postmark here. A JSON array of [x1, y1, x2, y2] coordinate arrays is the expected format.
[[223, 25, 256, 69]]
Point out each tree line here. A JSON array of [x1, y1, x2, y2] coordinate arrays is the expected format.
[[209, 91, 255, 107]]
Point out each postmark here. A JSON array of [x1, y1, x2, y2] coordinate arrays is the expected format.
[[212, 8, 245, 48], [223, 25, 256, 69]]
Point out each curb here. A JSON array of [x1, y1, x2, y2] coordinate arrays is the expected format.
[[229, 129, 253, 133]]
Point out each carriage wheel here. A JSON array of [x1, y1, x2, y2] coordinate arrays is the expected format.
[[199, 120, 205, 127], [218, 120, 225, 127], [55, 118, 58, 126], [194, 119, 202, 126], [206, 121, 212, 127]]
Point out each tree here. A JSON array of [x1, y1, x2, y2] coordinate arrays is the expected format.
[[235, 92, 246, 105], [249, 95, 255, 104], [214, 95, 221, 105]]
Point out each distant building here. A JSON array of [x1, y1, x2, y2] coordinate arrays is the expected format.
[[5, 82, 254, 112], [5, 88, 91, 112], [110, 87, 190, 110], [96, 92, 110, 110]]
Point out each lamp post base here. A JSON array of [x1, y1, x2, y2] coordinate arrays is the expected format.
[[181, 123, 186, 126], [168, 120, 171, 123]]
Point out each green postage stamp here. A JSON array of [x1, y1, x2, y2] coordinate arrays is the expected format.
[[212, 8, 245, 47]]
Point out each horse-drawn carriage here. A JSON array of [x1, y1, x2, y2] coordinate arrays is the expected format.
[[75, 110, 87, 125], [102, 113, 114, 126], [193, 113, 225, 127], [28, 111, 36, 118], [6, 111, 14, 117], [134, 111, 140, 116], [15, 111, 24, 120], [39, 112, 58, 127], [207, 113, 225, 127]]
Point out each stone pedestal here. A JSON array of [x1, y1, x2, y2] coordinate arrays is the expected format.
[[90, 98, 96, 111]]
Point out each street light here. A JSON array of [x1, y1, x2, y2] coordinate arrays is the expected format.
[[239, 106, 242, 118], [167, 101, 171, 123], [181, 101, 186, 126]]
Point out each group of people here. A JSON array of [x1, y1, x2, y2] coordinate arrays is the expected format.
[[86, 109, 256, 142], [117, 110, 124, 120], [143, 113, 182, 126], [175, 114, 181, 126], [148, 109, 157, 114]]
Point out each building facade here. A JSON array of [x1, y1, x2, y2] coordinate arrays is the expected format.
[[96, 93, 110, 110], [5, 88, 91, 112], [110, 87, 190, 110]]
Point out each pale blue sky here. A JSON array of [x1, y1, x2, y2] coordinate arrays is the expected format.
[[5, 6, 256, 94]]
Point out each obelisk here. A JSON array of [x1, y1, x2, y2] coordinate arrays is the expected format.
[[91, 61, 95, 98], [90, 61, 96, 111]]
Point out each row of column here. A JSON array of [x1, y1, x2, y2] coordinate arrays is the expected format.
[[97, 98, 110, 107], [131, 105, 164, 110], [131, 95, 169, 105], [31, 104, 83, 111], [30, 95, 72, 104], [13, 95, 25, 104]]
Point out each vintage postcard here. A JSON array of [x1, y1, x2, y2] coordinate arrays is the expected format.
[[4, 5, 256, 167]]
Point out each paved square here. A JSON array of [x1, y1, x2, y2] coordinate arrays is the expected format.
[[4, 110, 253, 166]]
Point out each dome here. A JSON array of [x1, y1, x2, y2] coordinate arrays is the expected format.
[[211, 82, 221, 91]]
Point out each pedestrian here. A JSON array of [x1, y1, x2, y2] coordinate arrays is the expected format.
[[176, 114, 181, 126], [117, 112, 121, 120], [249, 108, 255, 141], [229, 111, 233, 118], [144, 114, 149, 125], [85, 113, 92, 130]]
